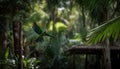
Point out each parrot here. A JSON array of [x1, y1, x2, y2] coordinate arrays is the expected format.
[[32, 22, 54, 42]]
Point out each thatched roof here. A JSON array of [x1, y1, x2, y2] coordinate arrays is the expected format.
[[68, 45, 120, 54]]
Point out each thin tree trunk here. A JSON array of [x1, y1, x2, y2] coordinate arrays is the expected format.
[[0, 25, 7, 49], [104, 38, 111, 69], [13, 20, 23, 69], [81, 6, 86, 27], [0, 17, 7, 49], [101, 7, 111, 69], [0, 16, 8, 68], [46, 0, 57, 32]]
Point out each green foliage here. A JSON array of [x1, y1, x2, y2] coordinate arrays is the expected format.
[[87, 16, 120, 44], [55, 22, 67, 32], [23, 58, 40, 69], [1, 0, 120, 69], [0, 48, 16, 69], [4, 48, 9, 59]]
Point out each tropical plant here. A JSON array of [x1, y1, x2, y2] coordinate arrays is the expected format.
[[23, 57, 40, 69], [87, 16, 120, 44]]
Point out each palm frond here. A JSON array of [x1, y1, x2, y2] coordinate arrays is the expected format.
[[87, 16, 120, 44]]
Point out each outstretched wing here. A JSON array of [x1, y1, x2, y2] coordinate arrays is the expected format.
[[32, 22, 43, 34], [36, 36, 44, 42], [32, 22, 54, 42], [44, 32, 54, 37]]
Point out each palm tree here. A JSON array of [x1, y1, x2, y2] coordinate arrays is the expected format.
[[74, 0, 120, 69]]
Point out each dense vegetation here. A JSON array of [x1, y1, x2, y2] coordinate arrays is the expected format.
[[0, 0, 120, 69]]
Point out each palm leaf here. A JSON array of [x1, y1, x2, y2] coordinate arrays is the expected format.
[[87, 16, 120, 44]]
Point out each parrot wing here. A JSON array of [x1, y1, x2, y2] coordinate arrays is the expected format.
[[32, 22, 43, 34], [36, 36, 44, 42], [44, 32, 54, 38]]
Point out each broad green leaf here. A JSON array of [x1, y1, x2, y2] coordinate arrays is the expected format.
[[5, 48, 9, 59], [87, 16, 120, 44]]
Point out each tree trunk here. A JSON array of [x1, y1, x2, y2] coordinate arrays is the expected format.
[[0, 16, 7, 49], [103, 38, 111, 69], [0, 16, 8, 68], [101, 7, 111, 69], [13, 20, 23, 69]]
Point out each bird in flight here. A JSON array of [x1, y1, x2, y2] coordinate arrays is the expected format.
[[32, 22, 54, 42]]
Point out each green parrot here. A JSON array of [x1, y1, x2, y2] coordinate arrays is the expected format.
[[32, 22, 54, 42]]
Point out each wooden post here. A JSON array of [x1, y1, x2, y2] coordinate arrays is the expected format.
[[85, 55, 88, 69], [104, 38, 111, 69], [73, 53, 76, 69]]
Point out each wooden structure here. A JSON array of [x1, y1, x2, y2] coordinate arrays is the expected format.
[[68, 45, 120, 69]]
